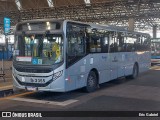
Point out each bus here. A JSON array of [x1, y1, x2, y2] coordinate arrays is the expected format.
[[12, 19, 151, 92], [151, 38, 160, 64]]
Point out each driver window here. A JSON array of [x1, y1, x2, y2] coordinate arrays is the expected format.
[[67, 23, 86, 67], [67, 28, 85, 56]]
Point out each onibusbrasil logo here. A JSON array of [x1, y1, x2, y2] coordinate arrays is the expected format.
[[2, 112, 42, 118]]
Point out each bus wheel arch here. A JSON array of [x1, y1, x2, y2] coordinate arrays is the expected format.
[[135, 62, 139, 73], [85, 68, 99, 92], [134, 62, 139, 78], [126, 62, 139, 79], [91, 68, 99, 84]]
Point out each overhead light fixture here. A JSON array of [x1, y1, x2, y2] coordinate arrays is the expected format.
[[84, 0, 91, 6], [46, 22, 51, 30], [15, 0, 22, 10], [128, 0, 134, 3], [47, 0, 54, 7], [27, 23, 31, 30]]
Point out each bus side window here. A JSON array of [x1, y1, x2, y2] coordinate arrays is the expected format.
[[117, 32, 125, 52], [136, 35, 146, 51], [67, 23, 86, 67], [85, 28, 90, 53], [143, 36, 151, 51], [67, 26, 85, 56], [109, 31, 118, 53], [125, 33, 136, 52], [101, 36, 109, 53], [90, 33, 101, 53], [136, 35, 141, 51]]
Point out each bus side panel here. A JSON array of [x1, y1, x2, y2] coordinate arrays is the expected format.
[[90, 53, 111, 84], [108, 53, 116, 80], [49, 64, 66, 92], [64, 73, 77, 91], [65, 55, 91, 91], [117, 53, 125, 77], [124, 52, 136, 76], [65, 53, 111, 91], [137, 51, 151, 73], [117, 52, 137, 78]]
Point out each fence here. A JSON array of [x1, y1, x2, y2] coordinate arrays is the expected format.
[[0, 60, 12, 82], [0, 43, 13, 81]]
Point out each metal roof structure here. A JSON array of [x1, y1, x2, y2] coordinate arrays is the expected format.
[[0, 0, 160, 33]]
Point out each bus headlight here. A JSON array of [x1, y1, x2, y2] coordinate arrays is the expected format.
[[53, 70, 63, 80]]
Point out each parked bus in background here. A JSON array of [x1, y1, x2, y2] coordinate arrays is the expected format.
[[151, 38, 160, 65], [12, 19, 151, 92]]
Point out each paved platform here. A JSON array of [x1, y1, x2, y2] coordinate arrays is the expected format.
[[0, 78, 12, 90], [0, 66, 160, 120], [0, 78, 13, 97]]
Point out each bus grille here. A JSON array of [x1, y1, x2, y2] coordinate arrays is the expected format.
[[14, 76, 53, 87], [15, 67, 52, 73]]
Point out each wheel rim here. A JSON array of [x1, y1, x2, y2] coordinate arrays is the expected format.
[[88, 75, 96, 88]]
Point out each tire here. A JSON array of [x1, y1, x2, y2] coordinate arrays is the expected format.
[[85, 71, 98, 93], [126, 64, 139, 79]]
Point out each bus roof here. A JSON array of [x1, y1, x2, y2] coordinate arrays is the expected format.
[[16, 19, 150, 37]]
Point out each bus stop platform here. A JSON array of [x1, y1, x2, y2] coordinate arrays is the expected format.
[[0, 65, 160, 119], [0, 78, 13, 97]]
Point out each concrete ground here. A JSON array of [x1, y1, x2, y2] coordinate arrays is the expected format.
[[0, 78, 12, 93], [0, 66, 160, 120]]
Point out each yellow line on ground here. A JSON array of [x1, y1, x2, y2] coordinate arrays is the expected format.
[[0, 85, 13, 91], [0, 91, 35, 101], [150, 66, 160, 70], [154, 68, 160, 71]]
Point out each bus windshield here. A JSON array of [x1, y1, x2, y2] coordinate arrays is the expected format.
[[14, 34, 63, 65]]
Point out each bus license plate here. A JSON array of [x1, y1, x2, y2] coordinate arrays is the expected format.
[[27, 87, 36, 91], [30, 78, 45, 83]]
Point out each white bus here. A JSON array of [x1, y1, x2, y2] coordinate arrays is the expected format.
[[12, 19, 151, 92]]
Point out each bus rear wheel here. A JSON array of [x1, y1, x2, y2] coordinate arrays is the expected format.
[[85, 71, 98, 93], [126, 64, 139, 79]]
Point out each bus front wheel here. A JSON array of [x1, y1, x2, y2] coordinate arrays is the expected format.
[[85, 71, 98, 93]]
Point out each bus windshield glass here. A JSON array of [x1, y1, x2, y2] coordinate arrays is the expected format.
[[14, 34, 63, 65]]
